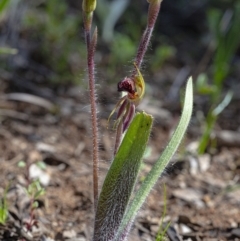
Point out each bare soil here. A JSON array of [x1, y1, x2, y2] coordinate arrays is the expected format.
[[0, 70, 240, 241]]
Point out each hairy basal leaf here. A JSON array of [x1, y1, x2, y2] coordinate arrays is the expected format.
[[93, 112, 153, 241]]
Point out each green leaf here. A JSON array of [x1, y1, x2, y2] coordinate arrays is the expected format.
[[198, 91, 233, 154], [34, 188, 45, 199], [0, 185, 9, 224], [213, 91, 233, 116], [32, 201, 39, 208], [0, 47, 18, 55], [196, 74, 216, 95], [155, 184, 171, 241], [36, 161, 47, 170], [0, 204, 8, 224], [27, 180, 43, 197], [0, 0, 9, 13], [17, 160, 26, 168], [116, 77, 193, 240], [93, 112, 153, 241]]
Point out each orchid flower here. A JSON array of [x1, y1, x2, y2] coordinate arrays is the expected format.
[[109, 63, 145, 154]]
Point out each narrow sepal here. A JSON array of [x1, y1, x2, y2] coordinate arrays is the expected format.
[[123, 104, 135, 132]]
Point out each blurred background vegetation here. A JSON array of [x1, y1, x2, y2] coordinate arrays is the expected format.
[[0, 0, 238, 83], [0, 0, 239, 150]]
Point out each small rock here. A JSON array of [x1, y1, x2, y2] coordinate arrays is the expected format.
[[63, 230, 77, 239], [186, 141, 199, 154], [179, 224, 192, 234], [198, 154, 210, 172], [173, 188, 205, 208], [36, 142, 56, 153], [151, 224, 160, 233], [178, 215, 191, 224], [216, 130, 240, 147], [231, 228, 240, 238], [28, 150, 42, 162], [42, 237, 55, 241], [188, 156, 198, 175], [29, 164, 50, 186], [227, 189, 240, 204]]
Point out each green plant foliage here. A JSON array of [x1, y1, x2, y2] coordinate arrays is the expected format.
[[92, 78, 192, 241], [0, 185, 9, 224], [105, 33, 136, 79], [155, 184, 171, 241], [0, 0, 18, 56], [24, 179, 45, 200], [110, 34, 136, 64], [196, 74, 216, 95], [0, 200, 8, 225], [0, 0, 10, 14], [209, 5, 240, 89], [16, 161, 45, 231], [93, 111, 153, 241], [198, 3, 240, 154], [198, 90, 233, 154], [23, 0, 84, 84], [17, 160, 26, 168], [115, 77, 193, 240], [36, 161, 47, 170], [0, 47, 17, 55], [151, 44, 176, 70]]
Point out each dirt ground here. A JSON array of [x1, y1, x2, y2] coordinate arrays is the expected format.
[[1, 0, 240, 240], [0, 62, 240, 241]]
